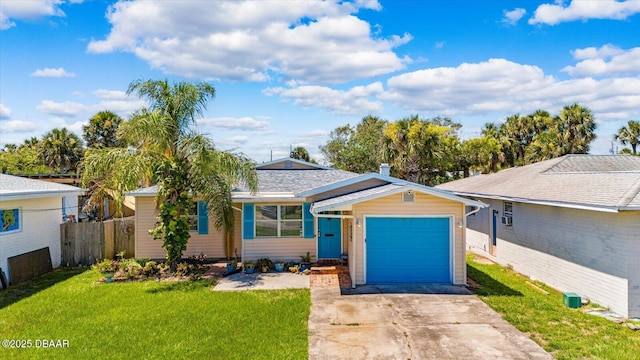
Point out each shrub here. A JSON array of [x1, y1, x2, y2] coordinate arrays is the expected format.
[[93, 259, 118, 274], [142, 261, 159, 276], [174, 262, 192, 277]]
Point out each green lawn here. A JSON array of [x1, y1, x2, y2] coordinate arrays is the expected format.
[[0, 269, 310, 359], [467, 254, 640, 359]]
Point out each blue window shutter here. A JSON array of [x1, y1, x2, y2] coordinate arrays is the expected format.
[[243, 204, 254, 239], [197, 201, 208, 235], [303, 203, 314, 238]]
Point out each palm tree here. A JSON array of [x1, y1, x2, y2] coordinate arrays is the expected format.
[[556, 103, 596, 154], [615, 120, 640, 155], [82, 79, 258, 268], [40, 128, 84, 173], [83, 110, 125, 149]]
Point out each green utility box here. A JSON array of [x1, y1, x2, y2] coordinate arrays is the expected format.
[[563, 292, 582, 309]]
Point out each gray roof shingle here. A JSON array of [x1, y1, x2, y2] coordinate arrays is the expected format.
[[437, 155, 640, 211], [0, 174, 82, 197], [128, 169, 360, 197], [243, 169, 360, 194]]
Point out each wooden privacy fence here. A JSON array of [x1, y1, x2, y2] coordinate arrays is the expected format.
[[60, 217, 135, 266]]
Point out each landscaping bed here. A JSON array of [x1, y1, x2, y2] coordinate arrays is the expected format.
[[467, 254, 640, 359]]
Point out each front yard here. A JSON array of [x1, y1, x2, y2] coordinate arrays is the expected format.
[[467, 254, 640, 360], [0, 269, 310, 359]]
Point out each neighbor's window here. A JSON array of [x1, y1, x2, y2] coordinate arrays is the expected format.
[[0, 208, 21, 234], [504, 202, 513, 217], [255, 205, 302, 237], [188, 202, 199, 232]]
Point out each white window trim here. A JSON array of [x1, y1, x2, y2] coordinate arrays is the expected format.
[[255, 205, 303, 238]]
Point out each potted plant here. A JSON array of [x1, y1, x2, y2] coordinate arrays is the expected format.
[[299, 251, 315, 270], [289, 265, 300, 273], [274, 261, 285, 272], [93, 259, 118, 283], [226, 260, 237, 273], [256, 258, 273, 273], [243, 261, 255, 274]]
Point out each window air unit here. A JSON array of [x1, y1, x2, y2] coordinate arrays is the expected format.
[[501, 216, 512, 226]]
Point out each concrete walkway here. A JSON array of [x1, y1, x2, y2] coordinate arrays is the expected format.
[[212, 271, 309, 291], [309, 285, 552, 360]]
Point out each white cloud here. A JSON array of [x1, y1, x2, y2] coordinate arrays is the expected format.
[[87, 0, 410, 84], [264, 82, 384, 114], [92, 89, 128, 100], [529, 0, 640, 25], [197, 116, 270, 131], [562, 45, 640, 77], [503, 8, 526, 25], [1, 0, 65, 30], [0, 120, 38, 133], [381, 58, 640, 122], [30, 67, 75, 77], [0, 103, 11, 119], [36, 100, 86, 117]]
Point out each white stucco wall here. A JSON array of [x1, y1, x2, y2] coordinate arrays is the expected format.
[[466, 199, 640, 318], [0, 196, 64, 283]]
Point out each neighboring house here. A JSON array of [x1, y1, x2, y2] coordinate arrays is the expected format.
[[129, 158, 485, 287], [437, 155, 640, 318], [0, 174, 84, 285]]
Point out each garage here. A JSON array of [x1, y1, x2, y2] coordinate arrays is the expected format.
[[365, 216, 451, 283]]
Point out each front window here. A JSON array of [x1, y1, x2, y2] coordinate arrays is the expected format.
[[187, 202, 198, 232], [255, 205, 302, 237]]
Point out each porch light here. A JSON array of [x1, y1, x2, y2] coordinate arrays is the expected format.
[[356, 219, 362, 227], [457, 220, 463, 228]]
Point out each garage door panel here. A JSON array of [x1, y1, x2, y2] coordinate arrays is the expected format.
[[366, 217, 451, 283]]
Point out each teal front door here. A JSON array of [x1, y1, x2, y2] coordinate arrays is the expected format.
[[318, 216, 342, 259]]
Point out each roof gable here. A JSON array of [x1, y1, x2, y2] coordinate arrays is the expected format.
[[256, 157, 331, 170], [311, 183, 486, 213]]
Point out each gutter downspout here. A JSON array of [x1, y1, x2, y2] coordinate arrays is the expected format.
[[463, 205, 482, 286]]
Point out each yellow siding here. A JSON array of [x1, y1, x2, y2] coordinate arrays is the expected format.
[[352, 192, 465, 285], [243, 237, 315, 262], [134, 197, 226, 260]]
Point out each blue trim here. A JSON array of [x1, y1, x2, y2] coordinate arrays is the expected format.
[[243, 204, 255, 239], [197, 201, 208, 235], [303, 203, 314, 238]]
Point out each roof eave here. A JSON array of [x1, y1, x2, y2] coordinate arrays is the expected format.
[[447, 191, 624, 213], [312, 183, 487, 213]]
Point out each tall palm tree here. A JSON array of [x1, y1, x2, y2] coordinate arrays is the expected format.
[[83, 110, 125, 149], [615, 120, 640, 155], [40, 128, 84, 173], [556, 103, 596, 154], [82, 79, 258, 267]]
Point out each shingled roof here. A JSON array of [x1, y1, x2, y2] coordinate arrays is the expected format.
[[0, 174, 83, 200], [437, 155, 640, 212]]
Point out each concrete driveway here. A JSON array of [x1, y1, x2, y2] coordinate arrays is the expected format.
[[309, 285, 552, 360]]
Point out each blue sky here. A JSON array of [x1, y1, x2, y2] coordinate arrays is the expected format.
[[1, 0, 639, 163]]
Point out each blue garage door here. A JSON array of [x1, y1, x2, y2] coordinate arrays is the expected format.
[[366, 217, 451, 283]]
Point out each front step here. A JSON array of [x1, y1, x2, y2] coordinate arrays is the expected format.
[[310, 265, 349, 275]]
